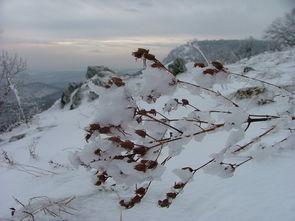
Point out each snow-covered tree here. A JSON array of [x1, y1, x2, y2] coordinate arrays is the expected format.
[[0, 51, 27, 124], [264, 8, 295, 47]]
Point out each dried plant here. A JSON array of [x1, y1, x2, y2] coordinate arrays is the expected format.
[[10, 196, 76, 220], [70, 48, 295, 209], [0, 150, 58, 177]]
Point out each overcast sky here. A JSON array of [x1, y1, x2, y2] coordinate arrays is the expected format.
[[0, 0, 294, 72]]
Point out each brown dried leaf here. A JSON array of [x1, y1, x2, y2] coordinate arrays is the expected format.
[[211, 61, 224, 70], [135, 130, 147, 138], [182, 167, 194, 172], [158, 199, 170, 208], [120, 140, 135, 150], [135, 116, 142, 124], [148, 109, 157, 116], [107, 136, 122, 143], [94, 148, 102, 156], [134, 163, 147, 172], [113, 155, 125, 160], [89, 123, 100, 131], [144, 53, 156, 61], [151, 62, 165, 69], [147, 160, 158, 169], [173, 182, 185, 189], [99, 126, 111, 134], [133, 146, 148, 155], [203, 68, 218, 75], [131, 195, 142, 204], [166, 192, 177, 199], [135, 187, 146, 196], [194, 62, 206, 68], [181, 99, 189, 106], [120, 200, 135, 209], [137, 109, 147, 115], [111, 77, 125, 87], [95, 180, 102, 186], [132, 48, 149, 59], [98, 174, 108, 182], [85, 133, 91, 142]]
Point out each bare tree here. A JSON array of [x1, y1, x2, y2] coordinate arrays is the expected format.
[[0, 51, 27, 123], [264, 8, 295, 47]]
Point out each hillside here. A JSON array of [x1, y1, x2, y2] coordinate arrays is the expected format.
[[163, 39, 280, 65], [0, 48, 294, 221]]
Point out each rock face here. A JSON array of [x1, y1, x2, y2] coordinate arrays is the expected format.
[[9, 133, 26, 142], [232, 86, 275, 105], [60, 82, 82, 108]]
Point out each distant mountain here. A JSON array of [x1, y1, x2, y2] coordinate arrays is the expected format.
[[27, 70, 85, 89], [163, 38, 281, 65], [20, 82, 62, 99]]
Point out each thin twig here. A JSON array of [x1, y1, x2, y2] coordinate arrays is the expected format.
[[178, 80, 239, 107], [233, 126, 276, 153]]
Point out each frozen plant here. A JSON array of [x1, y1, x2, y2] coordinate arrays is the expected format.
[[71, 48, 295, 209]]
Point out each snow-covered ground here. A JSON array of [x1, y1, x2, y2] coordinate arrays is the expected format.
[[0, 48, 295, 221]]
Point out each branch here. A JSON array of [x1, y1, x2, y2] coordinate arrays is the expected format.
[[178, 80, 239, 107]]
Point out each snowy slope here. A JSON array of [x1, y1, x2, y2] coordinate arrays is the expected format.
[[0, 49, 295, 221]]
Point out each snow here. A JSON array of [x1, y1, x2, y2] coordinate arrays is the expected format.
[[0, 48, 295, 221]]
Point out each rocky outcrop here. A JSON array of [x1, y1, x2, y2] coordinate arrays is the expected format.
[[85, 66, 115, 79], [60, 66, 117, 110]]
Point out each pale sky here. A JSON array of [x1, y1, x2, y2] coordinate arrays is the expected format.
[[0, 0, 294, 72]]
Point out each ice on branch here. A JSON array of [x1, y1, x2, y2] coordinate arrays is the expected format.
[[141, 67, 177, 103]]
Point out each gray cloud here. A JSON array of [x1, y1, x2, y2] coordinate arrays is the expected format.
[[1, 0, 291, 70], [284, 0, 295, 7]]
